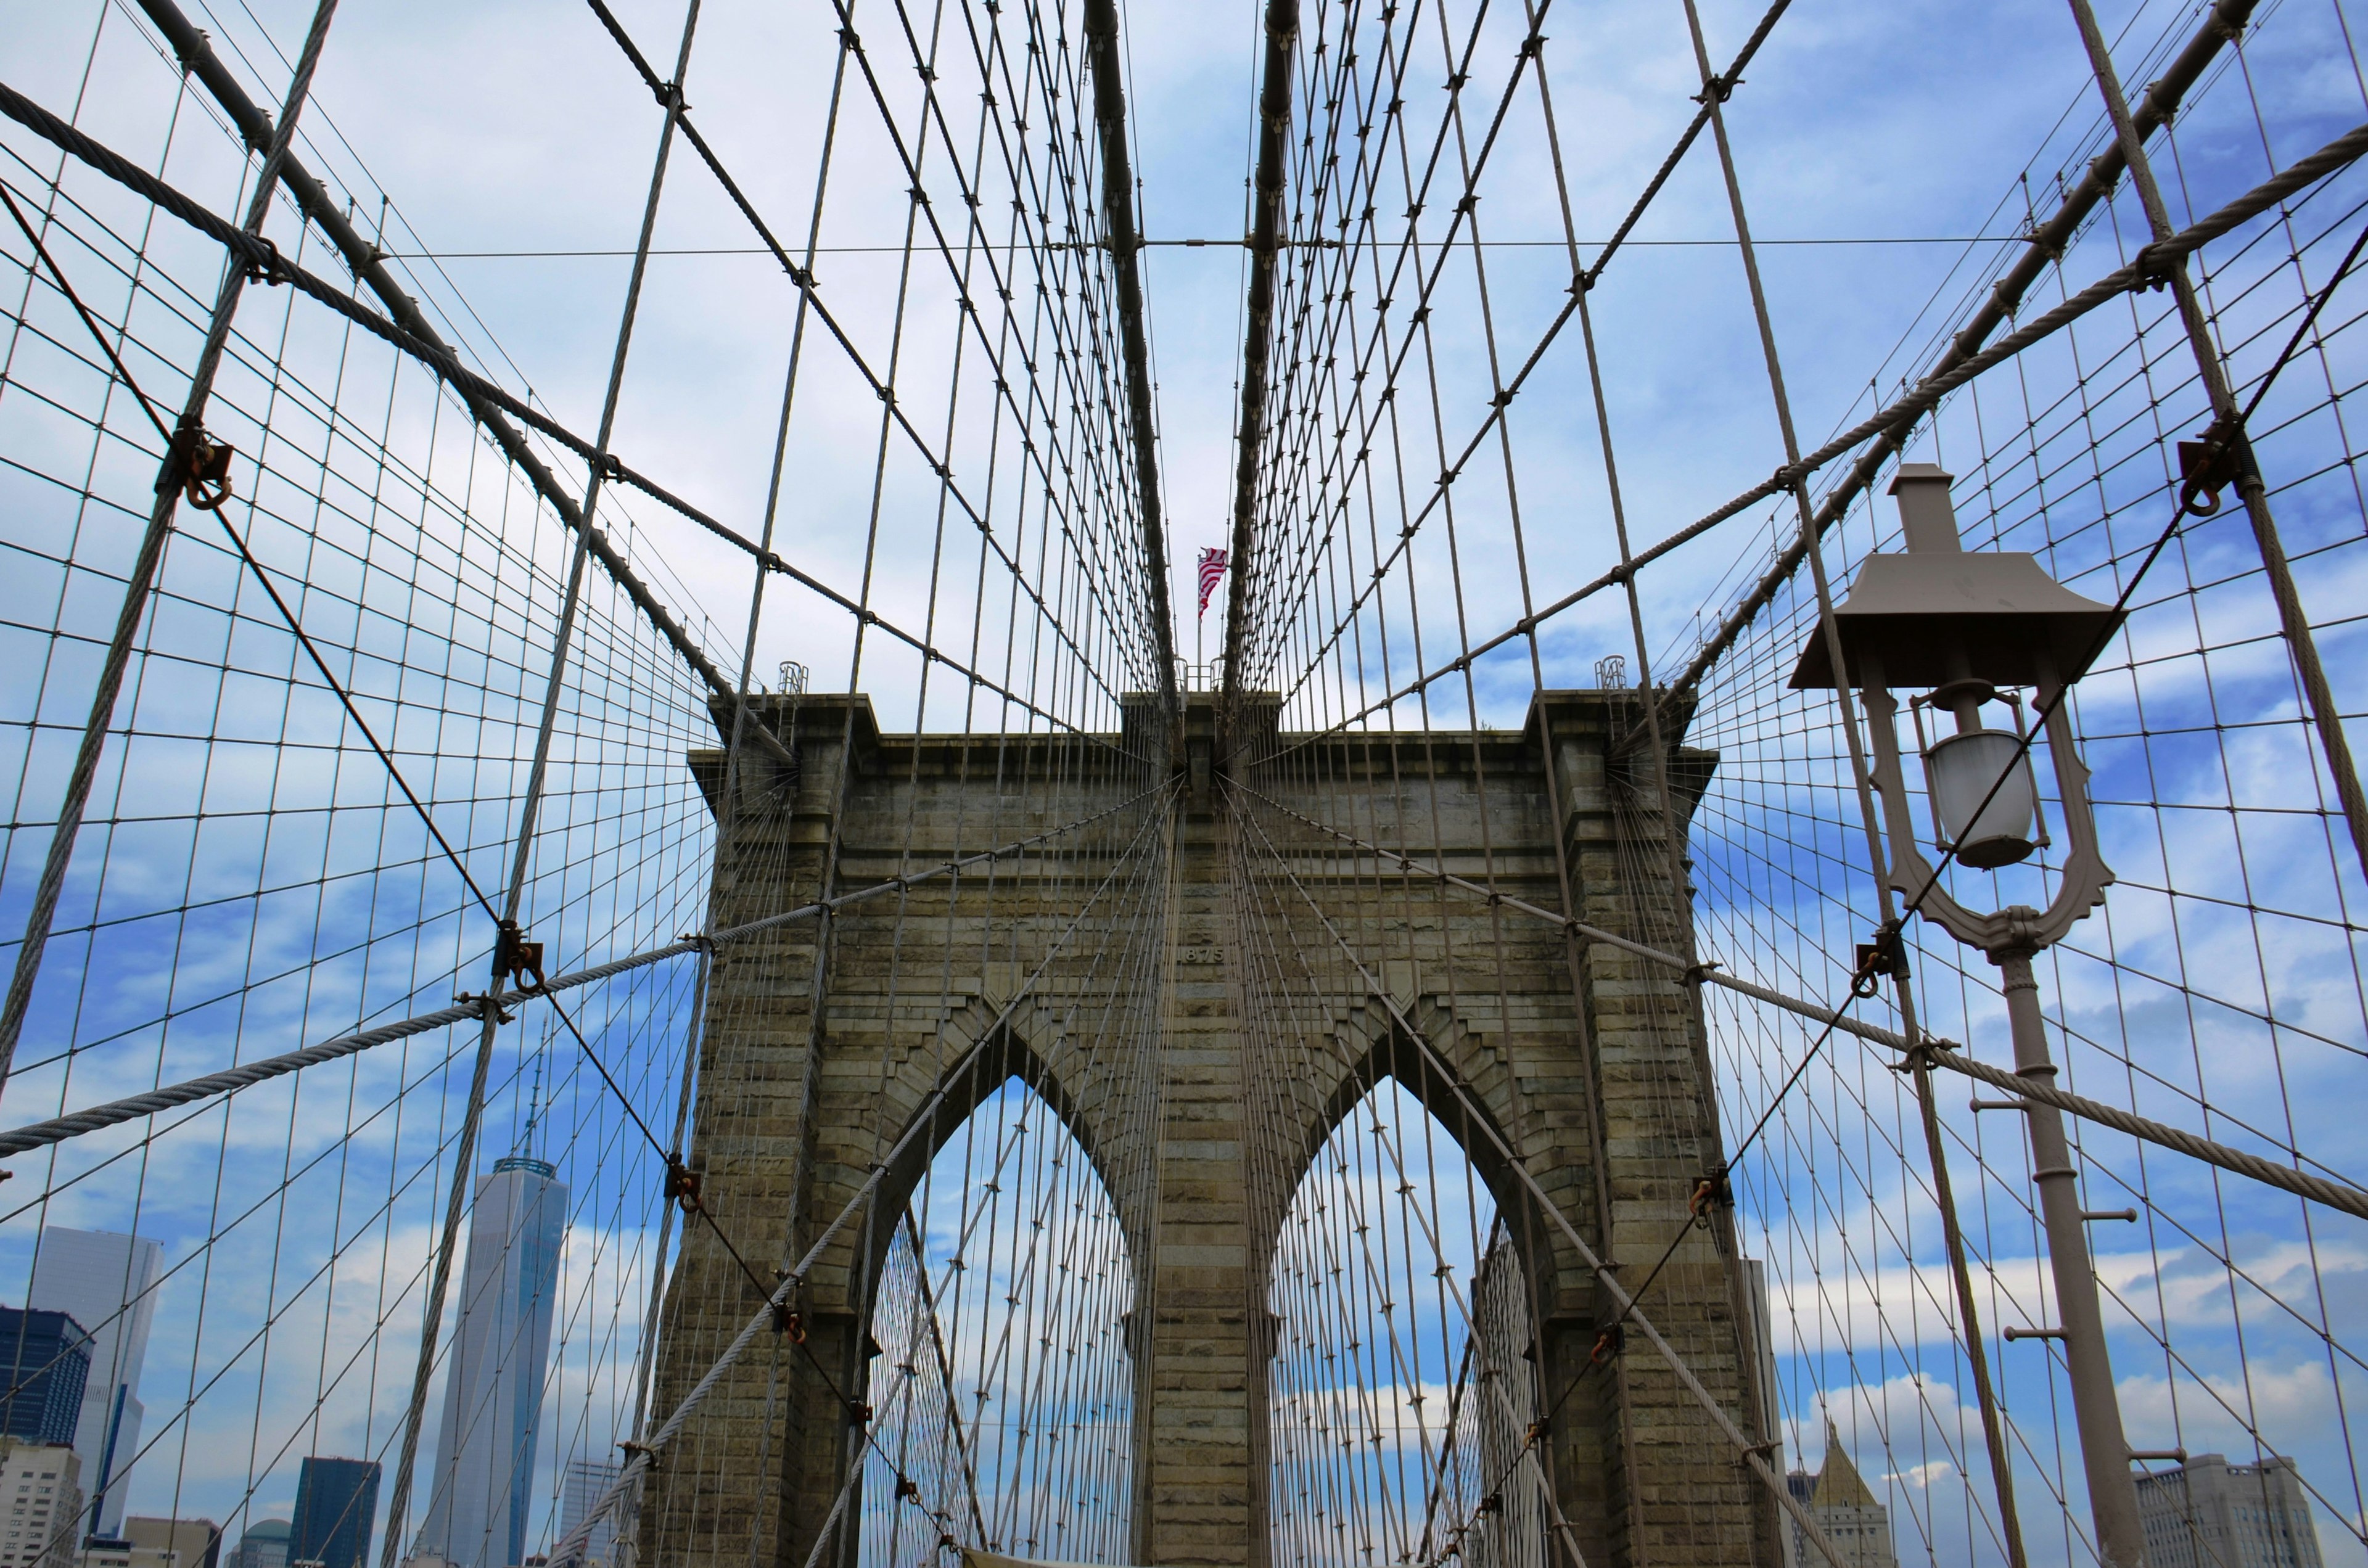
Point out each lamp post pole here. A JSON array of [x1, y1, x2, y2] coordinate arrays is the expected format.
[[1793, 464, 2148, 1567], [1996, 934, 2147, 1568]]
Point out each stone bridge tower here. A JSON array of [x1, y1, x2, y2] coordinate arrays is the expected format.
[[637, 689, 1774, 1568]]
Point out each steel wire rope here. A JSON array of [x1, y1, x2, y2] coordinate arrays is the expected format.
[[1247, 0, 1790, 705], [580, 0, 1164, 705], [0, 0, 345, 1090], [0, 27, 710, 1563], [1252, 115, 2368, 760], [376, 4, 714, 1556], [1667, 27, 2368, 1563], [2166, 46, 2368, 1525], [0, 80, 1127, 767], [546, 782, 1177, 1568], [1227, 787, 1864, 1568]]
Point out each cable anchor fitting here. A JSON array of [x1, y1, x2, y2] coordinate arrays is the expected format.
[[1852, 925, 1907, 998], [1588, 1322, 1625, 1367], [493, 920, 548, 994], [160, 420, 237, 512], [2177, 419, 2252, 516], [2129, 238, 2184, 292], [184, 433, 236, 512], [664, 1156, 703, 1213], [1688, 1168, 1733, 1224]]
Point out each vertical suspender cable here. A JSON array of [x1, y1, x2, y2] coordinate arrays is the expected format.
[[376, 8, 707, 1562], [1220, 0, 1300, 708], [0, 0, 345, 1094], [1082, 0, 1178, 713], [2059, 0, 2368, 885], [1672, 4, 2033, 1564]]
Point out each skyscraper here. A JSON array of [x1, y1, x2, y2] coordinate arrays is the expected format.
[[289, 1459, 379, 1568], [0, 1313, 92, 1449], [224, 1522, 287, 1568], [28, 1231, 161, 1538], [553, 1462, 619, 1568], [0, 1438, 81, 1568], [411, 1156, 567, 1568], [2135, 1453, 2327, 1568]]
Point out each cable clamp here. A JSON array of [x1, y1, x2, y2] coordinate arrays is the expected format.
[[1588, 1322, 1625, 1367], [1681, 960, 1722, 986], [494, 919, 549, 994], [1692, 73, 1740, 104], [778, 1307, 807, 1341], [1852, 924, 1906, 998], [454, 991, 516, 1025], [1895, 1033, 1958, 1073], [617, 1439, 659, 1469], [2130, 239, 2183, 292], [1688, 1168, 1733, 1223], [2177, 419, 2251, 516], [240, 234, 282, 285], [182, 431, 236, 511], [676, 932, 717, 953]]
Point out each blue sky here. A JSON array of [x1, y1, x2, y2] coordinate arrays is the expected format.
[[7, 1, 2368, 1567]]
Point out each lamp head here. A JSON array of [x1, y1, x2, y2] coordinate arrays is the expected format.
[[1788, 469, 2122, 691]]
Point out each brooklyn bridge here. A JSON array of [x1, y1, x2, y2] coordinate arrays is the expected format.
[[0, 2, 2363, 1568]]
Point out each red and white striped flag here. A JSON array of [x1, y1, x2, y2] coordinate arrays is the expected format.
[[1197, 548, 1229, 619]]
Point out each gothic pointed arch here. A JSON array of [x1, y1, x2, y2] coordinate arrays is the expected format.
[[859, 1070, 1138, 1568]]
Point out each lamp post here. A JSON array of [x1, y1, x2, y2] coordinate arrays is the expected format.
[[1793, 464, 2148, 1568]]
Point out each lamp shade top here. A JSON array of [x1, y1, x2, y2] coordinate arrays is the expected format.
[[1788, 551, 2122, 689]]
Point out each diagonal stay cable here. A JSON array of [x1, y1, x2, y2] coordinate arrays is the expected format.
[[0, 175, 504, 927], [541, 782, 1178, 1568], [1254, 118, 2368, 765], [1252, 0, 1794, 699], [530, 983, 787, 1332], [1225, 778, 2368, 1220], [575, 0, 1143, 702], [1225, 790, 1860, 1568], [123, 0, 802, 774], [0, 81, 1132, 760], [1858, 210, 2368, 951], [0, 779, 1170, 1159], [0, 180, 172, 443]]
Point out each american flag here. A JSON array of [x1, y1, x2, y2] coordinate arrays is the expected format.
[[1197, 548, 1229, 618]]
